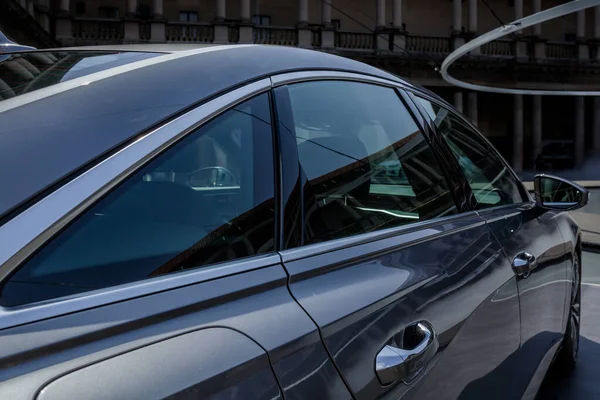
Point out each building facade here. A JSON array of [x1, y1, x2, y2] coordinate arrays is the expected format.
[[3, 0, 600, 174]]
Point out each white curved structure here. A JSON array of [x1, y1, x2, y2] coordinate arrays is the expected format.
[[440, 0, 600, 96]]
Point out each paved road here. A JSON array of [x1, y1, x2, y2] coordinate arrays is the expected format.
[[537, 251, 600, 399]]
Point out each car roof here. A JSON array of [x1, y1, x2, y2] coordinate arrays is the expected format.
[[0, 44, 425, 222]]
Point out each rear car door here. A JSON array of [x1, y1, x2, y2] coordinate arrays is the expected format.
[[0, 87, 350, 399], [412, 94, 570, 397], [271, 74, 521, 400]]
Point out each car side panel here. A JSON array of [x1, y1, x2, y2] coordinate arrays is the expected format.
[[0, 264, 351, 399], [281, 213, 521, 400]]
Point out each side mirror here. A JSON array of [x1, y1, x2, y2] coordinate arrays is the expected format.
[[533, 174, 589, 211]]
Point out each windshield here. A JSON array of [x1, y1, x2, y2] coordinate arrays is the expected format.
[[0, 51, 162, 101]]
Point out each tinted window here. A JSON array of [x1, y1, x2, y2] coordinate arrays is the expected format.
[[0, 51, 161, 100], [1, 94, 275, 306], [416, 97, 525, 208], [285, 81, 458, 244]]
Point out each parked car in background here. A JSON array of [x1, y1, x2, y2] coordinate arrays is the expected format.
[[0, 45, 589, 400], [536, 139, 575, 171]]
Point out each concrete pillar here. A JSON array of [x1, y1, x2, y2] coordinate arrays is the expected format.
[[453, 0, 465, 49], [577, 10, 589, 59], [27, 0, 34, 16], [376, 0, 386, 28], [299, 0, 308, 23], [393, 0, 402, 28], [454, 91, 463, 114], [468, 0, 477, 33], [216, 0, 226, 20], [575, 97, 585, 168], [59, 0, 69, 12], [513, 95, 524, 173], [532, 95, 543, 166], [468, 92, 478, 127], [321, 0, 334, 48], [514, 0, 526, 57], [239, 0, 253, 43], [533, 0, 541, 36], [56, 0, 72, 44], [127, 0, 137, 15], [153, 0, 163, 17], [594, 98, 600, 153]]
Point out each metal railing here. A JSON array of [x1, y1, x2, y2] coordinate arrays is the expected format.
[[335, 30, 374, 50], [546, 42, 578, 59], [72, 18, 124, 42], [253, 26, 297, 46], [165, 22, 214, 42], [480, 40, 515, 57], [406, 35, 451, 53]]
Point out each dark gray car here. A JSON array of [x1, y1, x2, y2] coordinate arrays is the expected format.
[[0, 45, 588, 400]]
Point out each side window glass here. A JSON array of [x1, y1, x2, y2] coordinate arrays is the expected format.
[[286, 81, 458, 244], [416, 96, 525, 209], [1, 93, 276, 307]]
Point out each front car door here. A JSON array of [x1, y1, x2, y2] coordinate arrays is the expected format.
[[271, 72, 522, 400], [411, 93, 570, 397], [0, 84, 351, 399]]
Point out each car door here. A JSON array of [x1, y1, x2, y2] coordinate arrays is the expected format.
[[271, 74, 521, 400], [411, 93, 570, 397], [0, 88, 351, 399]]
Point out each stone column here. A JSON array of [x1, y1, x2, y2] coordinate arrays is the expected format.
[[392, 0, 405, 52], [124, 0, 140, 42], [321, 0, 334, 48], [453, 0, 464, 49], [513, 94, 524, 173], [56, 0, 73, 44], [577, 10, 589, 59], [575, 97, 585, 168], [127, 0, 137, 15], [594, 97, 600, 153], [468, 0, 479, 54], [532, 95, 543, 167], [376, 0, 388, 51], [239, 0, 253, 43], [532, 0, 545, 59], [27, 0, 34, 16], [214, 0, 228, 44], [454, 91, 463, 114], [297, 0, 311, 47], [515, 0, 527, 58], [468, 92, 478, 127], [150, 0, 166, 43]]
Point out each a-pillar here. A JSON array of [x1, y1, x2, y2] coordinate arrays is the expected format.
[[213, 0, 229, 44], [532, 0, 545, 59], [55, 0, 73, 44], [532, 96, 543, 168], [468, 0, 479, 54], [514, 0, 527, 58], [297, 0, 312, 47], [577, 10, 589, 60], [513, 95, 524, 173], [124, 0, 140, 43], [454, 91, 463, 114], [593, 98, 600, 153], [575, 97, 585, 168], [150, 0, 166, 43], [392, 0, 405, 52], [452, 0, 464, 49], [468, 92, 478, 127], [376, 0, 389, 51], [239, 0, 253, 43], [321, 0, 334, 48]]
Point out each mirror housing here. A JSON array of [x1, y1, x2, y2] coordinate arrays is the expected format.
[[533, 174, 589, 211]]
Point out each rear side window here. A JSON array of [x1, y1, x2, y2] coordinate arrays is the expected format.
[[1, 93, 276, 307], [415, 97, 525, 209], [285, 80, 458, 244]]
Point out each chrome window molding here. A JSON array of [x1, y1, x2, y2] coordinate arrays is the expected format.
[[270, 70, 408, 90], [0, 254, 281, 330], [0, 78, 271, 285]]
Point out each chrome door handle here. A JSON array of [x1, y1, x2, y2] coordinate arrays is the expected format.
[[375, 321, 439, 385], [512, 252, 536, 278]]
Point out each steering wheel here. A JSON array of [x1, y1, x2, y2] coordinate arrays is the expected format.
[[188, 166, 237, 187]]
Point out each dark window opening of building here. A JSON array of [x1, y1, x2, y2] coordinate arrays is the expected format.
[[98, 6, 119, 19]]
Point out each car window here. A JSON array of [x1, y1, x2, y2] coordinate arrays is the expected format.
[[0, 93, 275, 307], [415, 96, 525, 208], [284, 81, 458, 244]]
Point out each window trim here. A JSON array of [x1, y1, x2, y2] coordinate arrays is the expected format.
[[405, 90, 533, 209], [0, 79, 272, 310]]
